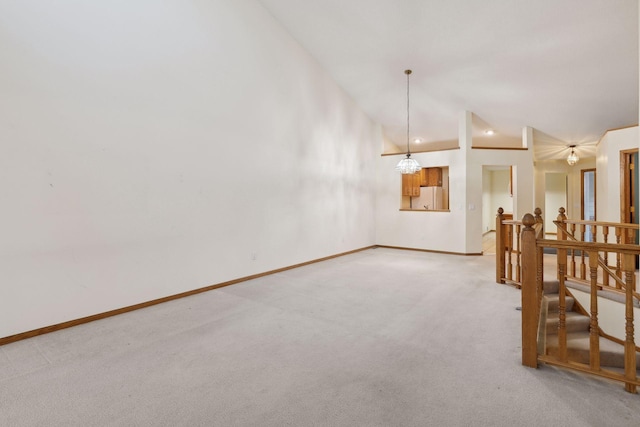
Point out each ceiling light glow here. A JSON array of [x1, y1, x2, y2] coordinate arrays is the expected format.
[[567, 145, 579, 166]]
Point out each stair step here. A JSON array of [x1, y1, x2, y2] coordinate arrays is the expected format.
[[545, 294, 575, 313], [545, 311, 591, 334], [543, 280, 559, 294], [546, 332, 640, 370]]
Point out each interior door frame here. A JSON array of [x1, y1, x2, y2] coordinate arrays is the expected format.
[[620, 148, 638, 224]]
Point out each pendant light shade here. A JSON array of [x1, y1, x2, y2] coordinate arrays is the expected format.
[[567, 145, 579, 166], [396, 155, 422, 174], [396, 69, 421, 174]]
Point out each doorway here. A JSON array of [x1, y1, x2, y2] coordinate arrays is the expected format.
[[581, 169, 596, 241], [481, 165, 513, 254], [621, 150, 639, 248]]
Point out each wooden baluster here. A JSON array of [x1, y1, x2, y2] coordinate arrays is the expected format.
[[590, 224, 600, 288], [558, 247, 568, 363], [507, 225, 513, 281], [615, 227, 622, 288], [515, 224, 521, 284], [603, 226, 610, 288], [557, 208, 567, 281], [627, 228, 636, 244], [521, 214, 538, 368], [622, 252, 637, 394], [534, 208, 544, 305], [620, 228, 636, 279], [570, 223, 577, 277], [580, 224, 586, 279], [588, 250, 600, 371], [496, 208, 505, 284]]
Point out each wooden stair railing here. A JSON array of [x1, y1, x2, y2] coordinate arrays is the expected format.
[[496, 207, 543, 289], [554, 207, 639, 298], [520, 211, 640, 394]]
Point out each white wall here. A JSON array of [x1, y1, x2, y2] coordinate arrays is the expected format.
[[376, 149, 467, 253], [490, 170, 513, 215], [376, 112, 534, 255], [481, 168, 513, 233], [596, 126, 639, 223], [0, 0, 379, 338], [544, 173, 567, 231], [466, 150, 534, 252], [482, 168, 492, 232], [534, 157, 597, 232]]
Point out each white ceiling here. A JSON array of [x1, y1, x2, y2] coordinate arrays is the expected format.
[[258, 0, 638, 160]]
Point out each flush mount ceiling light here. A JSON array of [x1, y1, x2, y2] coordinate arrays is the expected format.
[[484, 129, 495, 136], [396, 69, 421, 174], [413, 138, 423, 144], [567, 145, 579, 166]]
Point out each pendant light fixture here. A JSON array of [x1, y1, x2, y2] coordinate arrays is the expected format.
[[567, 145, 579, 166], [395, 69, 421, 174]]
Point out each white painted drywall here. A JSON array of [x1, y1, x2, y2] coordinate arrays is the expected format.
[[376, 149, 467, 253], [491, 170, 513, 219], [466, 152, 534, 253], [596, 126, 639, 224], [544, 173, 567, 231], [376, 112, 534, 255], [482, 168, 492, 232], [534, 158, 596, 234], [0, 0, 379, 338], [481, 168, 513, 233]]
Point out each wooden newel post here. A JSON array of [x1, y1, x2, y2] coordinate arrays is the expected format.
[[622, 252, 637, 394], [556, 207, 567, 240], [556, 207, 568, 280], [521, 213, 538, 368], [496, 207, 505, 284], [534, 207, 543, 236]]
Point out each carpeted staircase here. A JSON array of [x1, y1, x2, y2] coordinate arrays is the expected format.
[[541, 280, 640, 370]]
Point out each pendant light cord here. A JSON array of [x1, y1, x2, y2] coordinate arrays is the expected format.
[[405, 69, 412, 157]]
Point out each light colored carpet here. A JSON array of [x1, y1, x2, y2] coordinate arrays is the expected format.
[[1, 248, 639, 426]]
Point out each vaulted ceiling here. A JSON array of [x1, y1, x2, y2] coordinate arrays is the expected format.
[[258, 0, 638, 160]]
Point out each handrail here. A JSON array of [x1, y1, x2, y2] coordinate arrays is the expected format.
[[555, 206, 638, 296], [552, 223, 626, 289], [559, 219, 640, 229], [538, 237, 640, 301], [519, 209, 640, 393], [539, 238, 640, 254]]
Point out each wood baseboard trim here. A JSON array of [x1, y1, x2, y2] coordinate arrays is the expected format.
[[0, 245, 376, 347], [376, 245, 482, 256]]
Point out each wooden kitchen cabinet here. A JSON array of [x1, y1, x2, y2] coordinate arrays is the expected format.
[[420, 167, 442, 187], [419, 168, 428, 187], [428, 167, 442, 186], [402, 172, 421, 197]]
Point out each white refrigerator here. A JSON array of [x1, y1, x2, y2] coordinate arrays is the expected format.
[[415, 186, 443, 210]]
